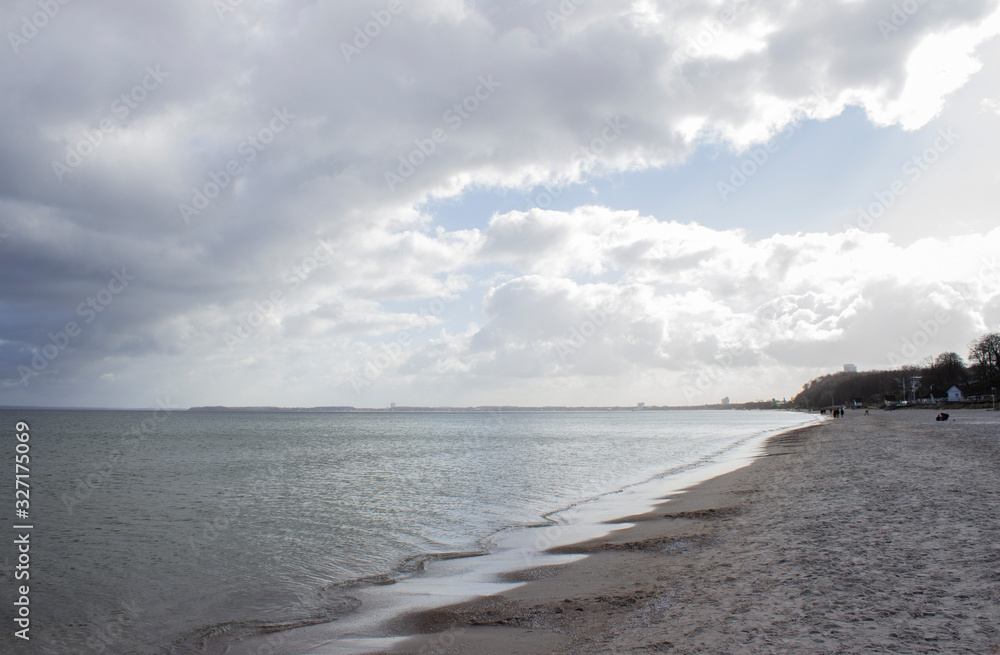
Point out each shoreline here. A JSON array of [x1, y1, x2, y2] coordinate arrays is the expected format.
[[227, 415, 821, 655], [373, 424, 824, 654], [375, 409, 1000, 654]]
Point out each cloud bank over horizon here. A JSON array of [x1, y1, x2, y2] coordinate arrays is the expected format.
[[2, 0, 999, 407]]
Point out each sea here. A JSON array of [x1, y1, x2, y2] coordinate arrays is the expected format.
[[0, 409, 820, 654]]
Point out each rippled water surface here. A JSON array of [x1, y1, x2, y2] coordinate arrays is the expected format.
[[0, 409, 816, 653]]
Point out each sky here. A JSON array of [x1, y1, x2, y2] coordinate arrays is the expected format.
[[1, 0, 999, 409]]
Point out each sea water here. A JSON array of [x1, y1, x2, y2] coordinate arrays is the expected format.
[[0, 409, 818, 653]]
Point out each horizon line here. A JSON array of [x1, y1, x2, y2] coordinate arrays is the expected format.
[[0, 401, 786, 412]]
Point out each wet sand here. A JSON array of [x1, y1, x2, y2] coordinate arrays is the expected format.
[[382, 410, 1000, 654]]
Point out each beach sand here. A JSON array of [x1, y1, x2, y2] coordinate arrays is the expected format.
[[381, 409, 1000, 654]]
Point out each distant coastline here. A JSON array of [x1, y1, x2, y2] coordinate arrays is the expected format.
[[184, 402, 790, 413], [0, 402, 792, 412]]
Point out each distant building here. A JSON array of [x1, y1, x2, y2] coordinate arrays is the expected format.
[[947, 386, 963, 402], [390, 402, 397, 410], [843, 364, 858, 373], [636, 402, 645, 409], [721, 397, 730, 405]]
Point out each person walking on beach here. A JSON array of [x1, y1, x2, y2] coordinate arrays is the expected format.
[[864, 407, 869, 415]]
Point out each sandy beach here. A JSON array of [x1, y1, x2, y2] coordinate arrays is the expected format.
[[382, 409, 1000, 654]]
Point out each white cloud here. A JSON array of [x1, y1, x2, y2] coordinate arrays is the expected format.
[[339, 208, 1000, 404], [867, 3, 1000, 129]]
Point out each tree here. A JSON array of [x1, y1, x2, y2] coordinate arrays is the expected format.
[[930, 352, 967, 389], [969, 332, 1000, 383]]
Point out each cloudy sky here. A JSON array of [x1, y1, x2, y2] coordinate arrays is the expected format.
[[2, 0, 999, 409]]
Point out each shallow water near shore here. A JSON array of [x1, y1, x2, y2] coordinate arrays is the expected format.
[[0, 409, 819, 654]]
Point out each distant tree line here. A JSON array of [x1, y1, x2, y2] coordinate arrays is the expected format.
[[793, 331, 1000, 408]]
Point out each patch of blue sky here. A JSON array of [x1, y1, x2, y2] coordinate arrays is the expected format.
[[421, 107, 932, 239]]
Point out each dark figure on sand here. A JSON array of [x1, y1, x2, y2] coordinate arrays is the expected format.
[[936, 412, 950, 421]]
